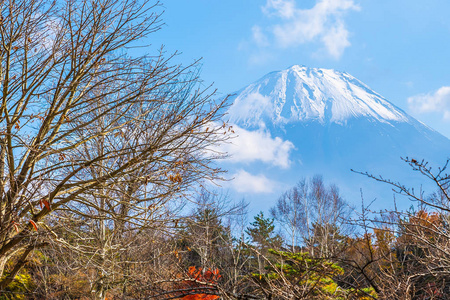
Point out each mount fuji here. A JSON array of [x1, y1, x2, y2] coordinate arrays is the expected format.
[[221, 65, 450, 213]]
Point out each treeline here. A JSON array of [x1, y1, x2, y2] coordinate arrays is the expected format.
[[3, 170, 450, 300]]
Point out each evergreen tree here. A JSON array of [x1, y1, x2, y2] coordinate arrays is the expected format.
[[245, 212, 283, 274], [246, 212, 282, 250]]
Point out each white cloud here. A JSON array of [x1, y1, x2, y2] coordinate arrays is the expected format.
[[231, 170, 275, 193], [408, 86, 450, 121], [263, 0, 296, 19], [228, 92, 273, 122], [220, 124, 295, 169], [253, 0, 360, 59], [252, 25, 269, 47], [321, 21, 350, 59]]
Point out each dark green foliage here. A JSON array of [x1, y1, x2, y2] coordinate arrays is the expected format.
[[245, 212, 283, 250]]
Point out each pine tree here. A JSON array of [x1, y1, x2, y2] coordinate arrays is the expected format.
[[245, 212, 283, 273]]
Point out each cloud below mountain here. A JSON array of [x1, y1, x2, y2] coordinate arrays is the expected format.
[[220, 124, 294, 169]]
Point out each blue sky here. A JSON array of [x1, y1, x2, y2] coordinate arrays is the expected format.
[[150, 0, 450, 138]]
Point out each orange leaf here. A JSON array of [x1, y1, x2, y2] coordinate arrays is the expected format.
[[13, 223, 19, 233], [39, 199, 50, 210], [29, 220, 38, 231], [43, 200, 50, 210], [188, 266, 196, 276]]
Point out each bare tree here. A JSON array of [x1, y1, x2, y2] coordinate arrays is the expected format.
[[181, 189, 246, 269], [350, 158, 450, 298], [270, 179, 308, 252], [270, 175, 352, 257], [0, 0, 229, 292]]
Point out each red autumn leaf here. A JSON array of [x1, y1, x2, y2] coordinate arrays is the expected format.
[[29, 220, 38, 231], [179, 267, 221, 300], [42, 199, 50, 210], [39, 199, 50, 210], [182, 295, 219, 300]]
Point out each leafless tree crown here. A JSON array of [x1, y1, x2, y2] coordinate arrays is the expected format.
[[0, 0, 229, 291]]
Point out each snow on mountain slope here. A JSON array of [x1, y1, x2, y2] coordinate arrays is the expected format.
[[223, 65, 450, 212], [228, 65, 411, 126]]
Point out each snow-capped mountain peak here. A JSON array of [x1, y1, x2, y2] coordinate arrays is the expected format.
[[228, 65, 409, 126]]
